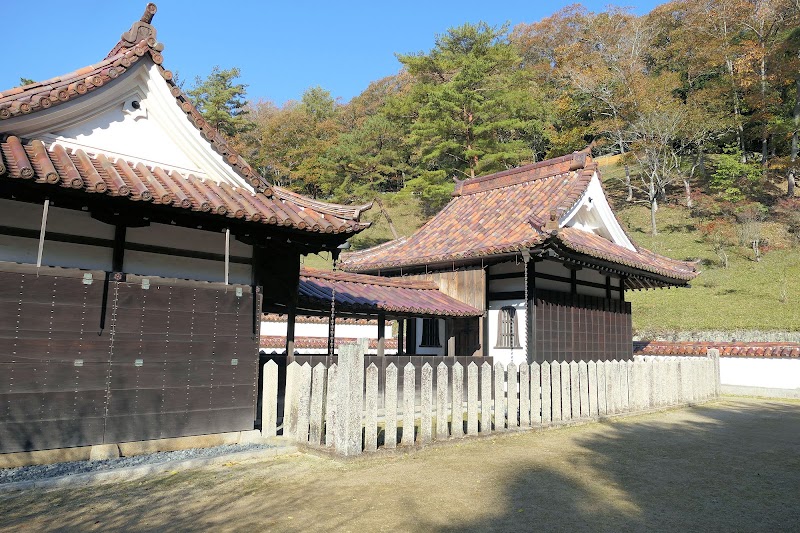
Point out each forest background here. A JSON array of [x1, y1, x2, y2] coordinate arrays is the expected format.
[[184, 0, 800, 334]]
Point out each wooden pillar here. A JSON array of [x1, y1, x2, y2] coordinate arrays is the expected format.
[[570, 267, 578, 296], [482, 265, 489, 358], [527, 260, 537, 364], [286, 305, 297, 363], [406, 318, 417, 355], [605, 275, 612, 300], [397, 318, 405, 356], [446, 319, 456, 357], [112, 225, 126, 273], [286, 265, 300, 363], [377, 312, 386, 357], [619, 276, 626, 302]]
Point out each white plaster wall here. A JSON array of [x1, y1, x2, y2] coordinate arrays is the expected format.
[[720, 357, 800, 391], [123, 250, 250, 284], [126, 223, 252, 257], [487, 299, 528, 368], [0, 199, 115, 270], [261, 320, 392, 339], [260, 347, 397, 355], [0, 199, 115, 238], [0, 235, 113, 271]]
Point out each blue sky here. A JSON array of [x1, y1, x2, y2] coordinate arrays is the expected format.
[[3, 1, 661, 106]]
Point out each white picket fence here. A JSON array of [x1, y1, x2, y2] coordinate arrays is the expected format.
[[262, 347, 721, 456]]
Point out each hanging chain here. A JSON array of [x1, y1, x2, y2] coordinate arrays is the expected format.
[[328, 255, 337, 356], [523, 253, 530, 364]]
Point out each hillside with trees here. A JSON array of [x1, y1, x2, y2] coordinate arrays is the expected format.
[[189, 0, 800, 333]]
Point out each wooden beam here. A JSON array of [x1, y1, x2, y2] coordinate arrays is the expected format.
[[285, 265, 300, 363], [397, 318, 405, 356], [527, 259, 535, 365], [377, 312, 386, 357], [406, 318, 417, 355], [570, 268, 578, 296], [0, 225, 252, 264], [112, 225, 126, 273], [446, 319, 456, 357]]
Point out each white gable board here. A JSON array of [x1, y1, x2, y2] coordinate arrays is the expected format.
[[560, 172, 635, 251], [0, 60, 252, 189]]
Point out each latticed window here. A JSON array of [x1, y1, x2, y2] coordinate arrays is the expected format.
[[420, 318, 441, 347], [495, 306, 521, 348]]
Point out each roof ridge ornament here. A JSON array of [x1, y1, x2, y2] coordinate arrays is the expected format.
[[109, 3, 158, 57]]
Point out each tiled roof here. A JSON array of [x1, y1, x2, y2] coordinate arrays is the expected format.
[[298, 267, 483, 317], [262, 313, 382, 325], [0, 136, 368, 234], [553, 227, 698, 282], [340, 153, 593, 271], [0, 3, 370, 230], [340, 151, 699, 286], [260, 335, 398, 351], [634, 341, 800, 358]]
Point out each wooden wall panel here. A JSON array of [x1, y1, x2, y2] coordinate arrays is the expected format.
[[0, 264, 261, 454], [533, 289, 632, 363]]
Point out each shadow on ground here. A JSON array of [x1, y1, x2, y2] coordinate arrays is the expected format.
[[427, 399, 800, 532], [1, 398, 798, 532]]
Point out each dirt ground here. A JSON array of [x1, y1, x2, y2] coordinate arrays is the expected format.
[[1, 397, 799, 532]]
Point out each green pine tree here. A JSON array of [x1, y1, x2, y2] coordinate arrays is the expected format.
[[187, 66, 251, 140]]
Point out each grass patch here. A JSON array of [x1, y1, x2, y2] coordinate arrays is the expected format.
[[619, 204, 800, 332]]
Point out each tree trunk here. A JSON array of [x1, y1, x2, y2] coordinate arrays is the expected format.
[[726, 57, 747, 163], [649, 181, 658, 236], [790, 76, 800, 197], [625, 165, 633, 202], [698, 150, 706, 177], [761, 45, 769, 167], [684, 178, 693, 208]]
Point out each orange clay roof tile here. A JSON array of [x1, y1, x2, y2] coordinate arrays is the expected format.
[[340, 151, 698, 286], [297, 267, 482, 317], [0, 137, 369, 235], [0, 3, 370, 226]]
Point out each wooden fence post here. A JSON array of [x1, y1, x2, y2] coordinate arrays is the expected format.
[[480, 362, 492, 434], [451, 362, 464, 438], [596, 361, 607, 416], [420, 363, 433, 444], [588, 360, 599, 417], [334, 343, 364, 456], [365, 363, 378, 452], [531, 362, 542, 426], [579, 360, 590, 418], [467, 362, 479, 435], [519, 362, 530, 428], [507, 362, 519, 429], [385, 363, 398, 449], [402, 363, 416, 446], [550, 360, 562, 422], [562, 361, 572, 421], [296, 363, 312, 443], [541, 361, 551, 424], [284, 361, 301, 439], [325, 363, 337, 447], [309, 363, 326, 445], [436, 362, 449, 440], [261, 360, 278, 438], [494, 362, 505, 431]]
